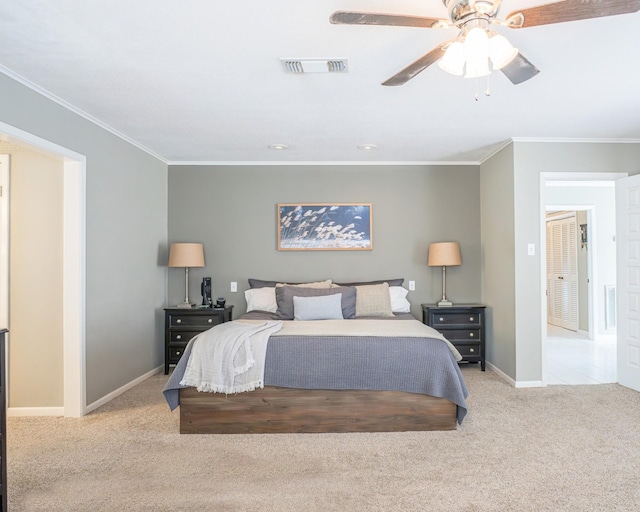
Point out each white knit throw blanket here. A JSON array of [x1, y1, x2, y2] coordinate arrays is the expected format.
[[180, 320, 282, 394]]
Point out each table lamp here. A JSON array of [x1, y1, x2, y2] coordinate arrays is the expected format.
[[428, 242, 462, 307], [169, 243, 205, 308]]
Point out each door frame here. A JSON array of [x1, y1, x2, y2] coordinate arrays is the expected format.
[[539, 172, 627, 386], [0, 155, 9, 406], [0, 121, 86, 417], [0, 155, 9, 334]]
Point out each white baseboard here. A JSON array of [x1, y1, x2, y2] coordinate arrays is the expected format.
[[8, 406, 65, 417], [7, 365, 163, 417], [514, 379, 545, 388], [86, 365, 163, 414], [486, 362, 544, 388]]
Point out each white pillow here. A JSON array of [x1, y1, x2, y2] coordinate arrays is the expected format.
[[389, 286, 411, 313], [293, 293, 344, 321], [244, 287, 277, 313]]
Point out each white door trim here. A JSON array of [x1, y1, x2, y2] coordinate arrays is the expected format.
[[0, 155, 9, 333], [0, 155, 9, 406], [0, 121, 86, 417]]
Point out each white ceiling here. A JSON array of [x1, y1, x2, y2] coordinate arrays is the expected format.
[[0, 0, 639, 164]]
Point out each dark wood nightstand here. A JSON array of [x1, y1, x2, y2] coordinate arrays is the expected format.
[[164, 306, 233, 374], [422, 304, 486, 371]]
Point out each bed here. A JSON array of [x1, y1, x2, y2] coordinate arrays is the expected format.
[[162, 279, 469, 434]]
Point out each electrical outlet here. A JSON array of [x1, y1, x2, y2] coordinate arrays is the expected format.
[[230, 281, 237, 292], [409, 280, 416, 291]]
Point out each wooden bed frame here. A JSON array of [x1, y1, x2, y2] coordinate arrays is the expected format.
[[179, 385, 457, 434]]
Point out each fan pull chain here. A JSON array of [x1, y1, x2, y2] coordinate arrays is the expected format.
[[474, 76, 492, 101]]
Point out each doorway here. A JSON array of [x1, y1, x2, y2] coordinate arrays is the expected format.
[[540, 174, 621, 386], [0, 121, 86, 417]]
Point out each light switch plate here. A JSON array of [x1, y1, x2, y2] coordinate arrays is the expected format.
[[230, 281, 237, 292], [528, 243, 535, 256], [409, 280, 415, 291]]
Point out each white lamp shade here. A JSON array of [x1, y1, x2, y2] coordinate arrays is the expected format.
[[438, 41, 465, 76], [464, 28, 489, 59], [464, 57, 490, 78], [428, 242, 462, 267], [463, 28, 490, 78], [489, 34, 518, 70], [168, 243, 205, 268]]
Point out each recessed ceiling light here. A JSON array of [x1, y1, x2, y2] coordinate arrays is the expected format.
[[357, 144, 378, 150], [268, 144, 289, 150]]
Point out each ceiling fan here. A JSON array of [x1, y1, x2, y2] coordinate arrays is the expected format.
[[330, 0, 640, 86]]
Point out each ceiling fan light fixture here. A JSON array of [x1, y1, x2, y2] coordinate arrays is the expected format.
[[464, 56, 491, 78], [463, 28, 490, 78], [438, 41, 465, 76], [488, 33, 518, 70], [463, 27, 489, 59]]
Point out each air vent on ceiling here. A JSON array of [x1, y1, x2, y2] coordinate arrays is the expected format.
[[281, 59, 348, 74]]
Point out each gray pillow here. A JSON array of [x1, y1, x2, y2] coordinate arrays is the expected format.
[[293, 294, 344, 321], [248, 278, 332, 289], [334, 278, 404, 287], [274, 285, 357, 320], [249, 278, 288, 289]]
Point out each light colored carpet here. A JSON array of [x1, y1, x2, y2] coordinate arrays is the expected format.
[[7, 367, 640, 511]]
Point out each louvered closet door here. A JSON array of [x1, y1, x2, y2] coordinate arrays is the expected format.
[[547, 216, 579, 331]]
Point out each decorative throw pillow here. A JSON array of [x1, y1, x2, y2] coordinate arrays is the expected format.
[[248, 278, 280, 289], [334, 278, 404, 287], [355, 282, 394, 317], [293, 294, 344, 321], [274, 285, 356, 320], [389, 286, 411, 313], [248, 278, 332, 289], [244, 287, 277, 313], [275, 279, 333, 289]]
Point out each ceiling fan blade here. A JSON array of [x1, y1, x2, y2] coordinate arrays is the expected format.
[[506, 0, 640, 28], [381, 42, 450, 86], [500, 53, 540, 84], [330, 11, 446, 28]]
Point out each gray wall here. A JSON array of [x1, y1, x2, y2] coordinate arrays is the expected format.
[[0, 73, 168, 406], [168, 165, 482, 318], [480, 144, 516, 379], [502, 141, 640, 382]]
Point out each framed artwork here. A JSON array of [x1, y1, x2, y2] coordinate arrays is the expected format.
[[277, 203, 372, 251]]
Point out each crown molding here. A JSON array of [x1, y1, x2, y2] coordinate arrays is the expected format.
[[0, 66, 168, 164], [478, 137, 640, 165], [477, 139, 513, 164], [166, 160, 481, 167], [511, 136, 640, 144]]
